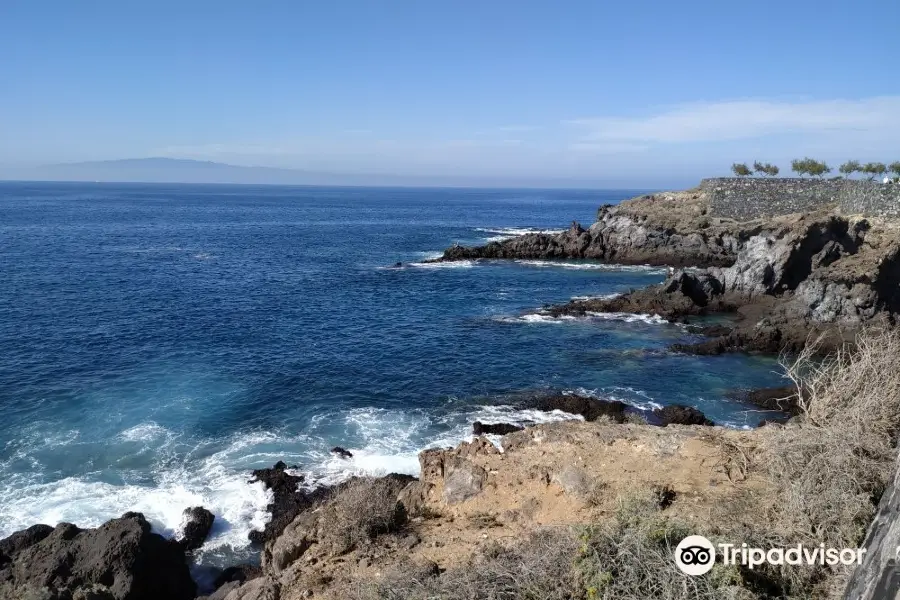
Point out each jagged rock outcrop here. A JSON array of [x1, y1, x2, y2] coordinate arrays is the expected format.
[[448, 188, 900, 355], [472, 421, 523, 435], [177, 506, 215, 552], [0, 513, 196, 600], [247, 461, 330, 545], [435, 191, 749, 268], [650, 404, 715, 427]]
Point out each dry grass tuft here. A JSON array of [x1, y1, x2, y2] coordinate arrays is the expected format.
[[764, 328, 900, 550], [331, 477, 407, 551], [346, 528, 580, 600]]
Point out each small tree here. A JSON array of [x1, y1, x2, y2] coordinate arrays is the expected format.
[[732, 162, 752, 177], [792, 157, 829, 178], [753, 161, 780, 177], [791, 158, 809, 177], [888, 161, 900, 180], [807, 160, 831, 178], [839, 160, 861, 179], [862, 162, 887, 181]]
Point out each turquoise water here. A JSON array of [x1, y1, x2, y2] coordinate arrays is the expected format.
[[0, 182, 785, 565]]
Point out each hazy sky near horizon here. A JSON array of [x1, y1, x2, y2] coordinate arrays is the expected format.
[[2, 0, 899, 186]]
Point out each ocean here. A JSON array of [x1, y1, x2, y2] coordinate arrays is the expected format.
[[0, 181, 785, 567]]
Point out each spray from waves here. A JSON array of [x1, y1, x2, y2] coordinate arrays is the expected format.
[[570, 292, 622, 301], [0, 403, 585, 566], [474, 227, 565, 242], [494, 310, 667, 326], [585, 311, 668, 325], [406, 260, 476, 269], [567, 386, 664, 412], [515, 260, 669, 274]]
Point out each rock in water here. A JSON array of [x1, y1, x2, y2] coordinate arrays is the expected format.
[[331, 446, 354, 459], [472, 421, 523, 435], [177, 506, 215, 551], [651, 404, 714, 426], [248, 461, 330, 545], [0, 512, 195, 600], [532, 393, 629, 422]]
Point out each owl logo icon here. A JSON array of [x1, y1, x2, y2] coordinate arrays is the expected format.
[[675, 535, 716, 575]]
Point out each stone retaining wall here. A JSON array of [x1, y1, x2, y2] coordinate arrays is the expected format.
[[701, 178, 900, 220]]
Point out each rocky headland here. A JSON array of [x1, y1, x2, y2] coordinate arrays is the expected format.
[[435, 187, 900, 355], [6, 182, 897, 599]]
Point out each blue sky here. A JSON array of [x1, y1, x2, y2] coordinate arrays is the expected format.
[[2, 0, 899, 186]]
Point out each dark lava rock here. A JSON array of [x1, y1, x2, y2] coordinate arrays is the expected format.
[[745, 385, 801, 415], [472, 421, 523, 436], [650, 404, 714, 426], [0, 513, 195, 600], [0, 523, 53, 568], [247, 461, 334, 545], [653, 484, 677, 509], [532, 394, 628, 423], [212, 564, 262, 590], [688, 323, 734, 337], [331, 446, 354, 459], [177, 506, 215, 552]]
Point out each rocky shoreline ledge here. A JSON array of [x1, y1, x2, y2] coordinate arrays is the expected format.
[[0, 390, 794, 600], [433, 188, 900, 355]]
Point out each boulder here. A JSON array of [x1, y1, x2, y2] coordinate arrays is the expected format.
[[472, 421, 523, 436], [330, 446, 353, 459], [177, 506, 215, 551], [442, 457, 487, 504], [0, 513, 195, 600], [248, 461, 329, 545], [211, 564, 262, 590], [551, 466, 593, 500], [532, 393, 628, 422], [651, 404, 714, 426]]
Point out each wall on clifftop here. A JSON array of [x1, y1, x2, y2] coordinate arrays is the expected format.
[[701, 178, 900, 220]]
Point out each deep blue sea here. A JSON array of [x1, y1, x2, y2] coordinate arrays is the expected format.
[[0, 182, 786, 566]]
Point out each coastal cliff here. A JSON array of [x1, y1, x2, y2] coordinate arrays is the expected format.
[[435, 186, 900, 354]]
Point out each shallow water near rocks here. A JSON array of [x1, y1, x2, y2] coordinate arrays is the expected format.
[[0, 182, 787, 567]]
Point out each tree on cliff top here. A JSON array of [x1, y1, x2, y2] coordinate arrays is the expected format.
[[862, 162, 887, 181], [839, 160, 861, 178], [753, 161, 780, 177], [731, 162, 752, 177], [791, 158, 831, 178]]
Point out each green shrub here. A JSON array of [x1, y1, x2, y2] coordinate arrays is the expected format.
[[838, 160, 861, 178], [753, 161, 779, 177], [861, 162, 887, 180], [732, 163, 752, 177]]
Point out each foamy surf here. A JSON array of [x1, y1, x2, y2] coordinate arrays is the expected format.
[[475, 227, 565, 242], [515, 260, 668, 274], [585, 311, 668, 325], [568, 386, 664, 412]]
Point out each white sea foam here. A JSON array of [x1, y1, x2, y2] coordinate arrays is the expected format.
[[585, 311, 668, 325], [495, 309, 667, 326], [494, 313, 578, 324], [515, 260, 668, 274], [570, 293, 622, 302], [474, 227, 565, 242], [407, 260, 476, 269], [568, 386, 664, 412]]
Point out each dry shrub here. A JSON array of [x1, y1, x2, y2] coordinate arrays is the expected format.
[[576, 494, 751, 600], [764, 328, 900, 550], [348, 528, 580, 600], [331, 477, 407, 551]]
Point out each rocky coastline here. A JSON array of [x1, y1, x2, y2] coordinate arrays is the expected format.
[[6, 183, 889, 599], [0, 387, 798, 600], [433, 187, 900, 355]]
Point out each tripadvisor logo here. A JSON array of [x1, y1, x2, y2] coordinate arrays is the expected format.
[[674, 535, 868, 576], [675, 535, 716, 575]]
